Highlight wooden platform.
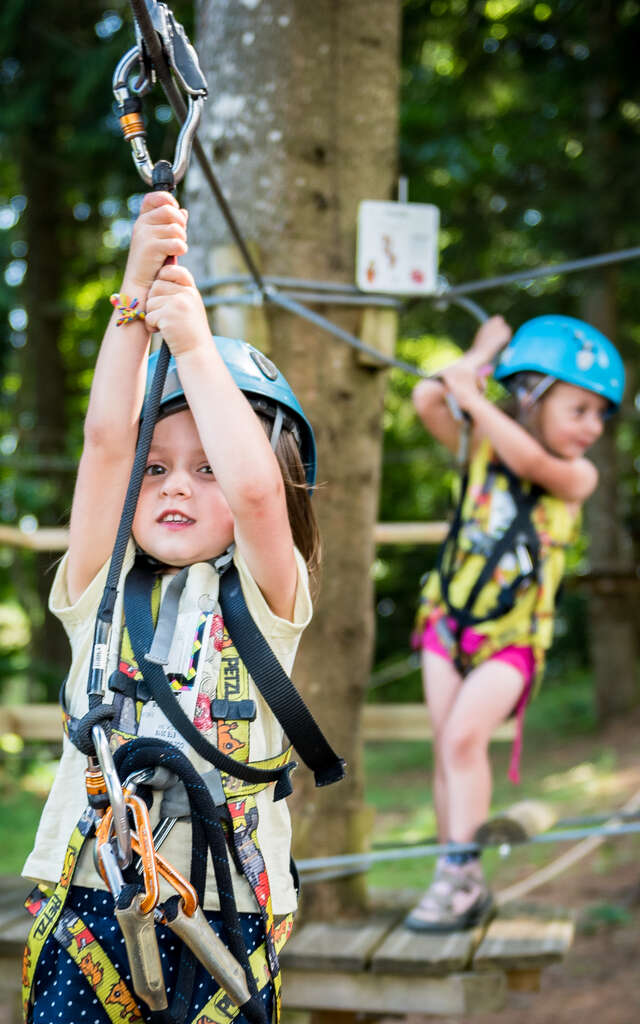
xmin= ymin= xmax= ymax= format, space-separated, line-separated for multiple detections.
xmin=0 ymin=877 xmax=573 ymax=1023
xmin=280 ymin=902 xmax=574 ymax=1019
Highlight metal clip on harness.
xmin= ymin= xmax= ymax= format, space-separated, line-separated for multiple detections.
xmin=95 ymin=771 xmax=250 ymax=1010
xmin=112 ymin=1 xmax=208 ymax=187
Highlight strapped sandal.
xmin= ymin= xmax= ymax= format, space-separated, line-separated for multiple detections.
xmin=404 ymin=859 xmax=494 ymax=933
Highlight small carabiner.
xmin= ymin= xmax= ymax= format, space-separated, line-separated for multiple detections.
xmin=112 ymin=1 xmax=208 ymax=188
xmin=91 ymin=724 xmax=132 ymax=869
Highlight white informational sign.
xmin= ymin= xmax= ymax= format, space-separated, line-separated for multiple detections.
xmin=356 ymin=200 xmax=440 ymax=295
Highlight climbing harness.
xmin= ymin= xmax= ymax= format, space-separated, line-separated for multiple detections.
xmin=23 ymin=5 xmax=344 ymax=1023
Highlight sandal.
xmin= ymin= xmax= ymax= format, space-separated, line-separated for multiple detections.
xmin=404 ymin=858 xmax=494 ymax=933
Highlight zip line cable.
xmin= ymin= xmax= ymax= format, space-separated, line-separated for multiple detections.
xmin=127 ymin=1 xmax=640 ymax=385
xmin=297 ymin=818 xmax=640 ymax=883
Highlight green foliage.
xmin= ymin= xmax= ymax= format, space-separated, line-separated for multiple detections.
xmin=577 ymin=901 xmax=633 ymax=934
xmin=371 ymin=0 xmax=640 ymax=685
xmin=0 ymin=0 xmax=192 ymax=697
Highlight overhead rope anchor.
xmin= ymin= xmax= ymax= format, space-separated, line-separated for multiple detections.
xmin=112 ymin=0 xmax=208 ymax=188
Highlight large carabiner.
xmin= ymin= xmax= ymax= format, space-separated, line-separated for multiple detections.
xmin=112 ymin=1 xmax=208 ymax=187
xmin=91 ymin=724 xmax=133 ymax=868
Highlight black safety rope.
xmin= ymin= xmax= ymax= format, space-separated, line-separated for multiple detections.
xmin=114 ymin=739 xmax=268 ymax=1024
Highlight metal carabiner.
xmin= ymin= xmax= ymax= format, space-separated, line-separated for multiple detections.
xmin=112 ymin=1 xmax=207 ymax=188
xmin=91 ymin=724 xmax=132 ymax=868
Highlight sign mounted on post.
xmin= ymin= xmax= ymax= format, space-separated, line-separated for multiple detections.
xmin=356 ymin=200 xmax=440 ymax=295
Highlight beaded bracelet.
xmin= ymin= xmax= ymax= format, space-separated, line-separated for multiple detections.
xmin=110 ymin=292 xmax=146 ymax=327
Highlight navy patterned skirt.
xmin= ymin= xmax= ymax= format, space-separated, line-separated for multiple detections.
xmin=30 ymin=885 xmax=273 ymax=1024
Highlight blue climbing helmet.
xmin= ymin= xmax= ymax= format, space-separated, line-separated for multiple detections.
xmin=494 ymin=315 xmax=625 ymax=410
xmin=144 ymin=336 xmax=317 ymax=487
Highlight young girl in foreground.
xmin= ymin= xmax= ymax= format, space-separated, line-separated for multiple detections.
xmin=405 ymin=314 xmax=625 ymax=932
xmin=23 ymin=191 xmax=322 ymax=1022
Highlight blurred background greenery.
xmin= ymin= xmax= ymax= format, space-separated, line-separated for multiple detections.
xmin=2 ymin=0 xmax=640 ymax=874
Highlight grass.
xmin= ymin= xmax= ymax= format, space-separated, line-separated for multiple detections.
xmin=363 ymin=669 xmax=640 ymax=894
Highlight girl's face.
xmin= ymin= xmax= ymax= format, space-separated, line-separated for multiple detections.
xmin=132 ymin=409 xmax=234 ymax=566
xmin=537 ymin=381 xmax=608 ymax=459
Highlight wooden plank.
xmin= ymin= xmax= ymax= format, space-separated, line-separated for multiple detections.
xmin=0 ymin=704 xmax=61 ymax=742
xmin=280 ymin=918 xmax=395 ymax=973
xmin=473 ymin=902 xmax=574 ymax=971
xmin=282 ymin=968 xmax=507 ymax=1015
xmin=370 ymin=920 xmax=486 ymax=976
xmin=362 ymin=703 xmax=516 ymax=743
xmin=374 ymin=522 xmax=448 ymax=545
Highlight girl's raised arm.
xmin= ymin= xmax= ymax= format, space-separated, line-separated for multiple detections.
xmin=145 ymin=265 xmax=298 ymax=621
xmin=67 ymin=193 xmax=188 ymax=603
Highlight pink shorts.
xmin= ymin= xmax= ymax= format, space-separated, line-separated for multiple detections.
xmin=417 ymin=617 xmax=535 ymax=687
xmin=416 ymin=616 xmax=535 ymax=784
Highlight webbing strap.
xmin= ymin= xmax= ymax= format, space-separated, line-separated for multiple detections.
xmin=194 ymin=915 xmax=292 ymax=1024
xmin=219 ymin=564 xmax=345 ymax=788
xmin=24 ymin=887 xmax=287 ymax=1024
xmin=438 ymin=466 xmax=541 ymax=632
xmin=22 ymin=808 xmax=95 ymax=1015
xmin=123 ymin=563 xmax=295 ymax=800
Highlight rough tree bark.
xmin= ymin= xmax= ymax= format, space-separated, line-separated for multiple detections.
xmin=187 ymin=0 xmax=400 ymax=916
xmin=581 ymin=278 xmax=639 ymax=720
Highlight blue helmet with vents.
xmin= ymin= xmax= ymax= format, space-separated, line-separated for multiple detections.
xmin=494 ymin=315 xmax=625 ymax=410
xmin=144 ymin=336 xmax=317 ymax=486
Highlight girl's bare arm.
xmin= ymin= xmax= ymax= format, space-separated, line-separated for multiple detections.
xmin=445 ymin=367 xmax=598 ymax=503
xmin=412 ymin=316 xmax=512 ymax=455
xmin=145 ymin=265 xmax=298 ymax=621
xmin=67 ymin=194 xmax=188 ymax=602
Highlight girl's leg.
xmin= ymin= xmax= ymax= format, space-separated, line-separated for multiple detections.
xmin=421 ymin=649 xmax=464 ymax=841
xmin=441 ymin=658 xmax=526 ymax=842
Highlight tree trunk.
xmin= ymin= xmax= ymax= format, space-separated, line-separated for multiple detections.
xmin=16 ymin=14 xmax=72 ymax=692
xmin=581 ymin=279 xmax=639 ymax=720
xmin=188 ymin=0 xmax=400 ymax=916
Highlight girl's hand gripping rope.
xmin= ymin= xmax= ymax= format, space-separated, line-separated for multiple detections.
xmin=111 ymin=192 xmax=188 ymax=322
xmin=144 ymin=263 xmax=211 ymax=356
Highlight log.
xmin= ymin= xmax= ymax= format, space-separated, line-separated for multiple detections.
xmin=474 ymin=800 xmax=558 ymax=846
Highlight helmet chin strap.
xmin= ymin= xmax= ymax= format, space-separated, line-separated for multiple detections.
xmin=516 ymin=374 xmax=555 ymax=410
xmin=270 ymin=405 xmax=284 ymax=452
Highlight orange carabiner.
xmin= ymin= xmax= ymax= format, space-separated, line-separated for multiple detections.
xmin=96 ymin=794 xmax=160 ymax=915
xmin=129 ymin=835 xmax=198 ymax=918
xmin=125 ymin=793 xmax=160 ymax=914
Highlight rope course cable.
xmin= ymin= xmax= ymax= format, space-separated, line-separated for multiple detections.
xmin=126 ymin=3 xmax=640 ymax=385
xmin=297 ymin=814 xmax=640 ymax=885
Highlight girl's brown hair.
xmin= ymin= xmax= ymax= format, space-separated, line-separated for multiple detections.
xmin=256 ymin=414 xmax=321 ymax=578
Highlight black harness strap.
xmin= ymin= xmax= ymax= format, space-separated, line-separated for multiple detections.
xmin=123 ymin=562 xmax=295 ymax=801
xmin=437 ymin=461 xmax=542 ymax=654
xmin=219 ymin=564 xmax=346 ymax=788
xmin=113 ymin=738 xmax=267 ymax=1024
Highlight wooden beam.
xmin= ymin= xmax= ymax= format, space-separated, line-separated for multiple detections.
xmin=0 ymin=521 xmax=449 ymax=552
xmin=0 ymin=524 xmax=69 ymax=552
xmin=282 ymin=968 xmax=507 ymax=1015
xmin=0 ymin=703 xmax=60 ymax=741
xmin=361 ymin=703 xmax=516 ymax=742
xmin=374 ymin=521 xmax=448 ymax=545
xmin=0 ymin=702 xmax=517 ymax=744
